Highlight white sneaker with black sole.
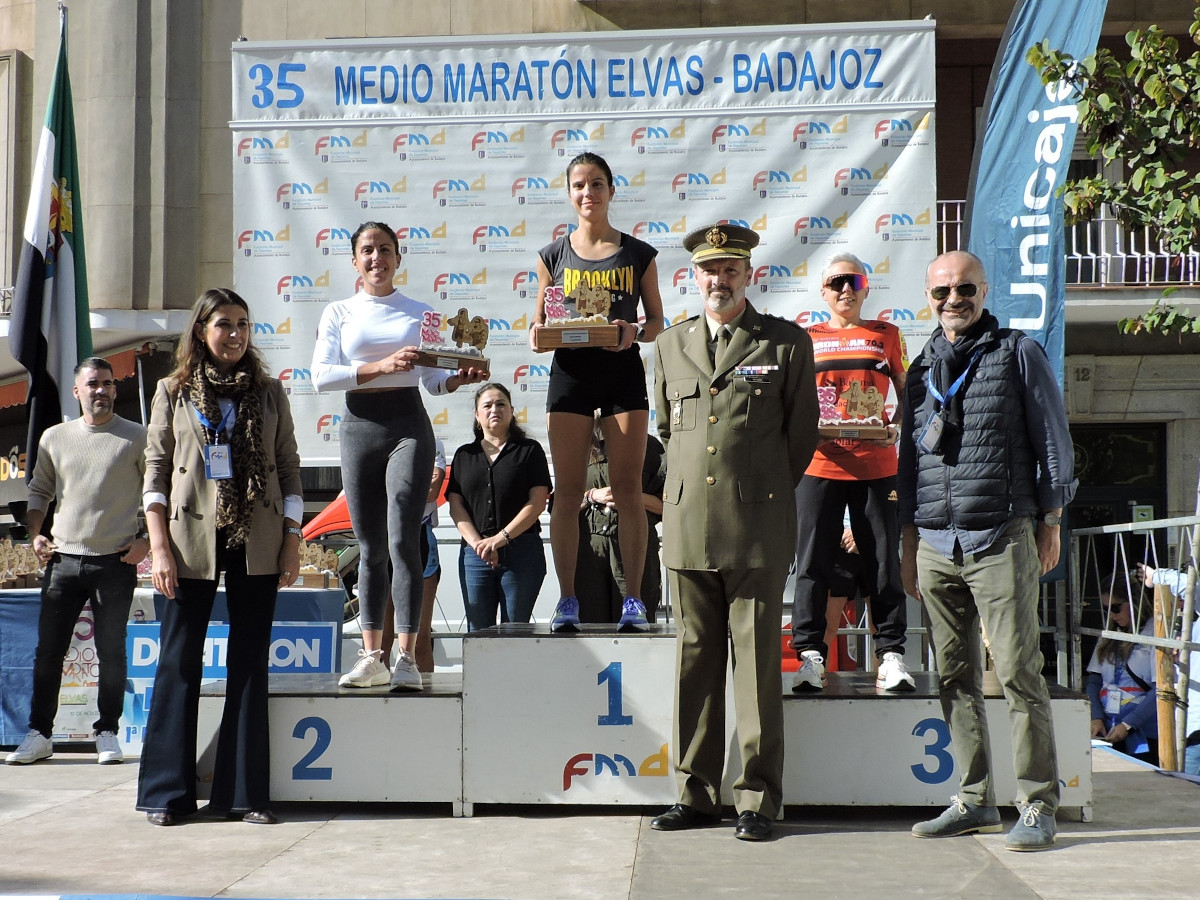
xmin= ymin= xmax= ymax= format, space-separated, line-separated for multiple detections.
xmin=792 ymin=651 xmax=826 ymax=692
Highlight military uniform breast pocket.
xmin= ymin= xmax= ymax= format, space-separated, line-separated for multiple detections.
xmin=730 ymin=374 xmax=783 ymax=429
xmin=666 ymin=377 xmax=701 ymax=432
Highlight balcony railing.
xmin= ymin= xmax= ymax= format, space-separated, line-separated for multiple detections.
xmin=938 ymin=200 xmax=1200 ymax=287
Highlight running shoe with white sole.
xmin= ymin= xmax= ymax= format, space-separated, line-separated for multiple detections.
xmin=338 ymin=649 xmax=390 ymax=688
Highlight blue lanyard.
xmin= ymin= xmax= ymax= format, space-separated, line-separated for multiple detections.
xmin=193 ymin=401 xmax=235 ymax=442
xmin=927 ymin=351 xmax=982 ymax=406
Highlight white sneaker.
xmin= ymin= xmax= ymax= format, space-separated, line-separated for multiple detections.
xmin=95 ymin=731 xmax=124 ymax=764
xmin=338 ymin=649 xmax=390 ymax=688
xmin=876 ymin=651 xmax=916 ymax=691
xmin=6 ymin=730 xmax=52 ymax=764
xmin=792 ymin=651 xmax=826 ymax=692
xmin=389 ymin=649 xmax=422 ymax=692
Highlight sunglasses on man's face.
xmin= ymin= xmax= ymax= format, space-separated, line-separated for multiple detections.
xmin=928 ymin=282 xmax=980 ymax=302
xmin=824 ymin=273 xmax=868 ymax=292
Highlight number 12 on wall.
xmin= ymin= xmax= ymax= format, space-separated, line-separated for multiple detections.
xmin=597 ymin=662 xmax=634 ymax=727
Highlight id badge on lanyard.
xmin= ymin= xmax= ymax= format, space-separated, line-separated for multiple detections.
xmin=195 ymin=402 xmax=235 ymax=480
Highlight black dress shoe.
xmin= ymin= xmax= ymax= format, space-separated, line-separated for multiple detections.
xmin=650 ymin=804 xmax=722 ymax=831
xmin=734 ymin=810 xmax=773 ymax=841
xmin=241 ymin=809 xmax=279 ymax=825
xmin=146 ymin=811 xmax=177 ymax=826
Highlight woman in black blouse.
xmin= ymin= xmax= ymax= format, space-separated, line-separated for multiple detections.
xmin=446 ymin=383 xmax=551 ymax=631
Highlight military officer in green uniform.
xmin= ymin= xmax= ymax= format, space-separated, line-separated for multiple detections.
xmin=650 ymin=223 xmax=818 ymax=841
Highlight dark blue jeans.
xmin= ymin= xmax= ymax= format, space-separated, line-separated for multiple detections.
xmin=458 ymin=531 xmax=546 ymax=631
xmin=136 ymin=537 xmax=278 ymax=815
xmin=29 ymin=552 xmax=136 ymax=737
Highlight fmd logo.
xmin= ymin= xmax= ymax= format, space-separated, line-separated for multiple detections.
xmin=432 ymin=175 xmax=487 ymax=208
xmin=470 ymin=126 xmax=526 ymax=159
xmin=874 ymin=113 xmax=931 ymax=148
xmin=609 ymin=169 xmax=649 ymax=207
xmin=631 ymin=216 xmax=687 ymax=247
xmin=392 ymin=128 xmax=447 ymax=161
xmin=235 ymin=225 xmax=291 ymax=258
xmin=670 ymin=167 xmax=727 ymax=201
xmin=562 ymin=744 xmax=670 ymax=790
xmin=317 ymin=413 xmax=342 ymax=441
xmin=236 ymin=132 xmax=291 ymax=165
xmin=752 ymin=168 xmax=808 ymax=200
xmin=751 ymin=261 xmax=810 ymax=296
xmin=354 ymin=178 xmax=408 ymax=210
xmin=793 ymin=211 xmax=850 ymax=246
xmin=252 ymin=317 xmax=293 ymax=350
xmin=510 ymin=175 xmax=562 ymax=207
xmin=513 ymin=363 xmax=551 ymax=394
xmin=710 ymin=118 xmax=767 ymax=153
xmin=433 ymin=268 xmax=488 ymax=302
xmin=549 ymin=124 xmax=604 ymax=156
xmin=314 ymin=226 xmax=352 ymax=257
xmin=834 ymin=163 xmax=890 ymax=197
xmin=278 ymin=365 xmax=316 ymax=395
xmin=790 ymin=115 xmax=849 ymax=150
xmin=671 ymin=267 xmax=694 ymax=295
xmin=313 ymin=130 xmax=368 ymax=163
xmin=795 ymin=309 xmax=833 ymax=326
xmin=276 ymin=270 xmax=331 ymax=304
xmin=471 ymin=220 xmax=527 ymax=254
xmin=276 ymin=178 xmax=329 ymax=210
xmin=874 ymin=208 xmax=932 ymax=243
xmin=394 ymin=221 xmax=448 ymax=257
xmin=551 ymin=222 xmax=578 ymax=240
xmin=629 ymin=121 xmax=686 ymax=155
xmin=512 ymin=270 xmax=537 ymax=299
xmin=485 ymin=312 xmax=530 ymax=347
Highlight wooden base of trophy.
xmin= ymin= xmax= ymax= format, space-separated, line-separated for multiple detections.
xmin=533 ymin=324 xmax=620 ymax=350
xmin=818 ymin=424 xmax=890 ymax=440
xmin=412 ymin=349 xmax=491 ymax=372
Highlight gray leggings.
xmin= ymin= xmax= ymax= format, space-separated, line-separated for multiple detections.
xmin=341 ymin=389 xmax=435 ymax=633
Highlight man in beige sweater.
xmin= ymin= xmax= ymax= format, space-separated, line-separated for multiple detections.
xmin=6 ymin=358 xmax=148 ymax=766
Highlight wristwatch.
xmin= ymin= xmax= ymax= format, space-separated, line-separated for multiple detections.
xmin=633 ymin=323 xmax=646 ymax=342
xmin=1040 ymin=512 xmax=1062 ymax=527
xmin=285 ymin=526 xmax=304 ymax=538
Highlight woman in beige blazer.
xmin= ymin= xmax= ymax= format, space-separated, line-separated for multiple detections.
xmin=136 ymin=288 xmax=303 ymax=826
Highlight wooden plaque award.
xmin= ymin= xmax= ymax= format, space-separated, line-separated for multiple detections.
xmin=533 ymin=284 xmax=621 ymax=350
xmin=816 ymin=381 xmax=891 ymax=440
xmin=413 ymin=307 xmax=491 ymax=372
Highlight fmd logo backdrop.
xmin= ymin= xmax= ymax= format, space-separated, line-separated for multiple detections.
xmin=231 ymin=22 xmax=936 ymax=465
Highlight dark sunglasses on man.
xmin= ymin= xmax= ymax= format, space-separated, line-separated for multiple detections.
xmin=823 ymin=273 xmax=868 ymax=292
xmin=928 ymin=282 xmax=981 ymax=302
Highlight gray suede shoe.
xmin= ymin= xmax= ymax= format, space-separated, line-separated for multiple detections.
xmin=1005 ymin=802 xmax=1056 ymax=851
xmin=912 ymin=796 xmax=1002 ymax=838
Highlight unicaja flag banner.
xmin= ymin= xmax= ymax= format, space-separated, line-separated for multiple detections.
xmin=964 ymin=0 xmax=1108 ymax=384
xmin=11 ymin=8 xmax=92 ymax=480
xmin=231 ymin=22 xmax=937 ymax=464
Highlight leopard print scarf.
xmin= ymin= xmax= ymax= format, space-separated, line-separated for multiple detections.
xmin=189 ymin=359 xmax=267 ymax=548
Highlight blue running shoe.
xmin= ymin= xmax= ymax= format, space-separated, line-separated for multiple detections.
xmin=618 ymin=597 xmax=649 ymax=632
xmin=550 ymin=596 xmax=580 ymax=632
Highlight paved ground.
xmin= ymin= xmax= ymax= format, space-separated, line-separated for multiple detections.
xmin=2 ymin=746 xmax=1199 ymax=899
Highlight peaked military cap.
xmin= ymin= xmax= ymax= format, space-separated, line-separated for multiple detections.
xmin=683 ymin=223 xmax=760 ymax=263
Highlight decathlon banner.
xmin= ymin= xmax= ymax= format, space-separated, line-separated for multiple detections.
xmin=231 ymin=22 xmax=937 ymax=464
xmin=964 ymin=0 xmax=1108 ymax=384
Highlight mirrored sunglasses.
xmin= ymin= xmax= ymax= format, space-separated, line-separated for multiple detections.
xmin=928 ymin=282 xmax=979 ymax=302
xmin=824 ymin=273 xmax=868 ymax=292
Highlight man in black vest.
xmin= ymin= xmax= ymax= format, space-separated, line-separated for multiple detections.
xmin=898 ymin=251 xmax=1076 ymax=852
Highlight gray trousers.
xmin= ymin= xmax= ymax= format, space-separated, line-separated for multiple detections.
xmin=918 ymin=517 xmax=1059 ymax=812
xmin=341 ymin=389 xmax=435 ymax=634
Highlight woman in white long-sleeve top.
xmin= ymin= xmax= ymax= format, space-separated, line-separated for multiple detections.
xmin=312 ymin=221 xmax=487 ymax=690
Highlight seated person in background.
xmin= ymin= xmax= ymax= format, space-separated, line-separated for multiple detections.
xmin=576 ymin=417 xmax=667 ymax=624
xmin=1086 ymin=580 xmax=1158 ymax=763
